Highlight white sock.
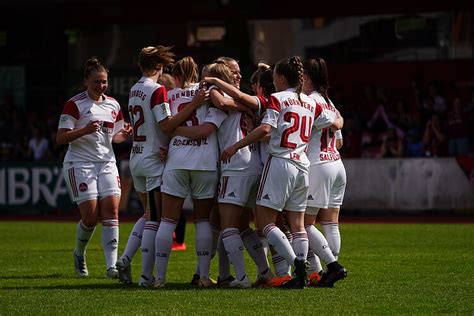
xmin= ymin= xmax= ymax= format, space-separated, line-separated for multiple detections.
xmin=307 ymin=250 xmax=323 ymax=274
xmin=255 ymin=229 xmax=269 ymax=257
xmin=121 ymin=217 xmax=146 ymax=261
xmin=75 ymin=220 xmax=95 ymax=257
xmin=195 ymin=220 xmax=212 ymax=279
xmin=222 ymin=228 xmax=247 ymax=280
xmin=155 ymin=217 xmax=177 ymax=281
xmin=141 ymin=221 xmax=159 ymax=280
xmin=102 ymin=219 xmax=119 ymax=269
xmin=263 ymin=224 xmax=296 ymax=267
xmin=217 ymin=232 xmax=231 ymax=280
xmin=291 ymin=231 xmax=309 ymax=261
xmin=241 ymin=228 xmax=270 ymax=275
xmin=305 ymin=225 xmax=336 ymax=265
xmin=322 ymin=221 xmax=341 ymax=260
xmin=271 ymin=250 xmax=290 ymax=277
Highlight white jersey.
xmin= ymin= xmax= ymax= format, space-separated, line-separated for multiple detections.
xmin=261 ymin=88 xmax=317 ymax=171
xmin=164 ymin=83 xmax=227 ymax=171
xmin=213 ymin=87 xmax=262 ymax=175
xmin=128 ymin=77 xmax=170 ymax=177
xmin=58 ymin=91 xmax=124 ymax=163
xmin=306 ymin=92 xmax=340 ymax=165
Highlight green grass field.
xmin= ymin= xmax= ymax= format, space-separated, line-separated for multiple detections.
xmin=0 ymin=221 xmax=472 ymax=315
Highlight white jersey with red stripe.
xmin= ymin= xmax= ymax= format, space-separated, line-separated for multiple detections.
xmin=164 ymin=83 xmax=226 ymax=171
xmin=306 ymin=91 xmax=341 ymax=165
xmin=58 ymin=91 xmax=124 ymax=163
xmin=213 ymin=87 xmax=262 ymax=176
xmin=261 ymin=88 xmax=318 ymax=171
xmin=128 ymin=77 xmax=170 ymax=177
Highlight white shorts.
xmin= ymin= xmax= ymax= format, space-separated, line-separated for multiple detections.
xmin=63 ymin=161 xmax=121 ymax=204
xmin=161 ymin=169 xmax=218 ymax=199
xmin=256 ymin=156 xmax=309 ymax=212
xmin=306 ymin=159 xmax=346 ymax=212
xmin=218 ymin=174 xmax=261 ymax=207
xmin=132 ymin=175 xmax=162 ymax=193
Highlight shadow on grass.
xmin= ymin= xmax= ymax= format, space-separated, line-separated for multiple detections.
xmin=0 ymin=282 xmax=231 ymax=291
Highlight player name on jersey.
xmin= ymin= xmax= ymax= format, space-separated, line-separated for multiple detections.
xmin=282 ymin=98 xmax=315 ymax=112
xmin=172 ymin=138 xmax=209 ymax=146
xmin=169 ymin=89 xmax=197 ymax=102
xmin=320 ymin=152 xmax=341 ymax=162
xmin=129 ymin=89 xmax=147 ymax=101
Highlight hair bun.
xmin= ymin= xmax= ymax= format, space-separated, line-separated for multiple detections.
xmin=85 ymin=57 xmax=100 ymax=67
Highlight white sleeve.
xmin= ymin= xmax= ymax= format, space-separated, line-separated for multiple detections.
xmin=152 ymin=102 xmax=171 ymax=123
xmin=261 ymin=109 xmax=279 ymax=129
xmin=314 ymin=108 xmax=337 ymax=130
xmin=204 ymin=107 xmax=227 ymax=129
xmin=58 ymin=114 xmax=76 ymax=129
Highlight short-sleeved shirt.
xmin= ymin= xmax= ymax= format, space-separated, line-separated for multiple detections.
xmin=260 ymin=88 xmax=318 ymax=171
xmin=128 ymin=77 xmax=170 ymax=177
xmin=164 ymin=83 xmax=227 ymax=171
xmin=306 ymin=91 xmax=340 ymax=165
xmin=58 ymin=91 xmax=124 ymax=163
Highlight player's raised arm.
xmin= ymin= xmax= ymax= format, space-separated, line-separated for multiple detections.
xmin=205 ymin=76 xmax=259 ymax=110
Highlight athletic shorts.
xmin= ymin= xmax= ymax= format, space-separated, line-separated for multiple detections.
xmin=256 ymin=156 xmax=309 ymax=212
xmin=218 ymin=174 xmax=261 ymax=207
xmin=161 ymin=169 xmax=218 ymax=199
xmin=306 ymin=159 xmax=346 ymax=213
xmin=63 ymin=161 xmax=121 ymax=204
xmin=132 ymin=174 xmax=162 ymax=193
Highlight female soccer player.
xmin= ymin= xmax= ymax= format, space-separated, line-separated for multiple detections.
xmin=57 ymin=57 xmax=132 ymax=278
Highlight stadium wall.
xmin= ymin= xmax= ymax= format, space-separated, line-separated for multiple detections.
xmin=0 ymin=159 xmax=473 ymax=215
xmin=343 ymin=158 xmax=474 ymax=212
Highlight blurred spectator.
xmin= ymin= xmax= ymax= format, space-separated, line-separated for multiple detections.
xmin=446 ymin=97 xmax=470 ymax=156
xmin=405 ymin=130 xmax=424 ymax=157
xmin=27 ymin=126 xmax=50 ymax=161
xmin=422 ymin=113 xmax=448 ymax=157
xmin=339 ymin=117 xmax=361 ymax=158
xmin=381 ymin=127 xmax=404 ymax=158
xmin=423 ymin=81 xmax=447 ymax=116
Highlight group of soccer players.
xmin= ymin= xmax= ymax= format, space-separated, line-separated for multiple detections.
xmin=58 ymin=45 xmax=347 ymax=289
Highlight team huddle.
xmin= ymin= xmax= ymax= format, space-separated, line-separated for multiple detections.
xmin=57 ymin=45 xmax=347 ymax=289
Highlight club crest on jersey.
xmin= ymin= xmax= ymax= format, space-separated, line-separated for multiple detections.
xmin=79 ymin=182 xmax=88 ymax=192
xmin=101 ymin=121 xmax=115 ymax=134
xmin=111 ymin=110 xmax=117 ymax=120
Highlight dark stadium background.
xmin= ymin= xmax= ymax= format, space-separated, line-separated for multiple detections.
xmin=0 ymin=0 xmax=472 ymax=219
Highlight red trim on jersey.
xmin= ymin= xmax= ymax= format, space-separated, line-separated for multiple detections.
xmin=62 ymin=100 xmax=80 ymax=120
xmin=267 ymin=95 xmax=281 ymax=112
xmin=314 ymin=102 xmax=323 ymax=118
xmin=115 ymin=110 xmax=124 ymax=122
xmin=105 ymin=95 xmax=117 ymax=101
xmin=150 ymin=86 xmax=168 ymax=109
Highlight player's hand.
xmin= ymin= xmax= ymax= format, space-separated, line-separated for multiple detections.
xmin=191 ymin=89 xmax=209 ymax=108
xmin=220 ymin=145 xmax=238 ymax=164
xmin=159 ymin=147 xmax=168 ymax=162
xmin=202 ymin=77 xmax=216 ymax=86
xmin=121 ymin=122 xmax=133 ymax=138
xmin=83 ymin=120 xmax=100 ymax=135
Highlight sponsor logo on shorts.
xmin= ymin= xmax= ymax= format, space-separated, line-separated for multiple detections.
xmin=262 ymin=194 xmax=270 ymax=200
xmin=308 ymin=194 xmax=314 ymax=200
xmin=79 ymin=182 xmax=88 ymax=192
xmin=227 ymin=192 xmax=236 ymax=197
